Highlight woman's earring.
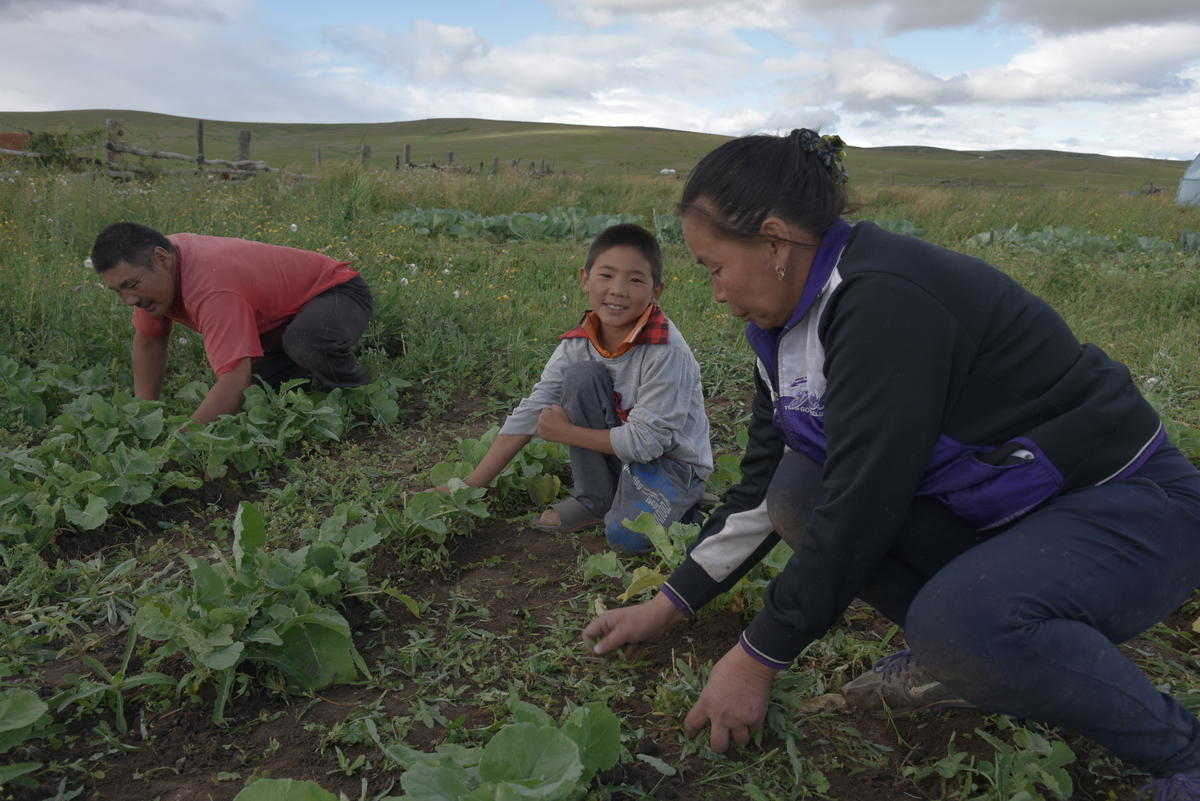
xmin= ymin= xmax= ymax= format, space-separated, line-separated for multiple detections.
xmin=776 ymin=262 xmax=787 ymax=281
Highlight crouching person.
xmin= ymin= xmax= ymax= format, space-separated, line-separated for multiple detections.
xmin=461 ymin=223 xmax=713 ymax=553
xmin=92 ymin=222 xmax=373 ymax=424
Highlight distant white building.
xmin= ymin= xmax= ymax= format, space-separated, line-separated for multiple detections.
xmin=660 ymin=168 xmax=677 ymax=175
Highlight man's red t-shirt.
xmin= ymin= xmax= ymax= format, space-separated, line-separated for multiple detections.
xmin=131 ymin=234 xmax=359 ymax=377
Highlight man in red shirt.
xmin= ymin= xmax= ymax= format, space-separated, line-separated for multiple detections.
xmin=91 ymin=222 xmax=372 ymax=424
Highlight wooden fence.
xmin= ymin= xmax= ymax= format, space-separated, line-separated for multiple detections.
xmin=1 ymin=117 xmax=561 ymax=179
xmin=0 ymin=119 xmax=308 ymax=180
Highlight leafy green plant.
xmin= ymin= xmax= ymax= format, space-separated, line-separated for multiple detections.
xmin=430 ymin=426 xmax=570 ymax=510
xmin=232 ymin=777 xmax=341 ymax=801
xmin=372 ymin=696 xmax=621 ymax=801
xmin=47 ymin=629 xmax=173 ymax=735
xmin=0 ymin=688 xmax=50 ymax=788
xmin=902 ymin=717 xmax=1074 ymax=801
xmin=134 ymin=502 xmax=374 ymax=723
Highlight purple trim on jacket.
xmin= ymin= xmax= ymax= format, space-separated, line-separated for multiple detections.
xmin=745 ymin=219 xmax=852 ymax=387
xmin=659 ymin=583 xmax=694 ymax=617
xmin=739 ymin=632 xmax=788 ymax=670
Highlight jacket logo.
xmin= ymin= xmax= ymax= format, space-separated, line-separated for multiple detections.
xmin=782 ymin=376 xmax=824 ymax=417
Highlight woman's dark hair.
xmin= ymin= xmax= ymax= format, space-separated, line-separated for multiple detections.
xmin=678 ymin=129 xmax=849 ymax=242
xmin=585 ymin=223 xmax=664 ymax=286
xmin=90 ymin=222 xmax=174 ymax=273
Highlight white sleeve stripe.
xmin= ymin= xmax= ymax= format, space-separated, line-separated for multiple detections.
xmin=689 ymin=500 xmax=775 ymax=582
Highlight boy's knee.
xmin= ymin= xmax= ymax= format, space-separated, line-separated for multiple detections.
xmin=605 ymin=521 xmax=652 ymax=555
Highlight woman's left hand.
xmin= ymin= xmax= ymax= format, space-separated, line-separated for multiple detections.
xmin=684 ymin=644 xmax=776 ymax=753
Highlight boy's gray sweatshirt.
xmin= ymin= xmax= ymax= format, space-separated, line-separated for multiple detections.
xmin=500 ymin=315 xmax=713 ymax=476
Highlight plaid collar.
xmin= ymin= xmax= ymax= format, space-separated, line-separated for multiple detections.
xmin=560 ymin=303 xmax=670 ymax=357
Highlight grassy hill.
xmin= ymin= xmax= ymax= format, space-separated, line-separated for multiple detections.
xmin=0 ymin=109 xmax=1189 ymax=192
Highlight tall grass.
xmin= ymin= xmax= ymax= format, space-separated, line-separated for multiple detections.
xmin=1 ymin=163 xmax=1197 ymax=449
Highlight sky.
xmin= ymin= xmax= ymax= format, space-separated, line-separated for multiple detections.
xmin=2 ymin=0 xmax=1199 ymax=160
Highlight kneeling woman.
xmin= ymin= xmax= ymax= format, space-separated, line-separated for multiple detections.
xmin=583 ymin=129 xmax=1200 ymax=797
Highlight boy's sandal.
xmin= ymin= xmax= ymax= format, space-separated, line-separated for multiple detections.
xmin=530 ymin=497 xmax=603 ymax=533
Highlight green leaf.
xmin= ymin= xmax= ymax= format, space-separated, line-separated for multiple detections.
xmin=477 ymin=723 xmax=582 ymax=797
xmin=343 ymin=521 xmax=382 ymax=554
xmin=618 ymin=566 xmax=667 ymax=602
xmin=247 ymin=616 xmax=359 ymax=691
xmin=131 ymin=407 xmax=164 ymax=440
xmin=0 ymin=761 xmax=41 ymax=785
xmin=63 ymin=495 xmax=108 ymax=530
xmin=400 ymin=758 xmax=474 ymax=801
xmin=232 ymin=778 xmax=339 ymax=801
xmin=561 ymin=703 xmax=620 ymax=775
xmin=0 ymin=690 xmax=48 ymax=754
xmin=509 ymin=699 xmax=553 ymax=728
xmin=525 ymin=473 xmax=561 ymax=506
xmin=233 ymin=502 xmax=267 ymax=570
xmin=201 ymin=642 xmax=245 ymax=671
xmin=581 ymin=552 xmax=624 ymax=580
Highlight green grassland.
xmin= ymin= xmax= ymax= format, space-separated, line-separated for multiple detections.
xmin=1 ymin=109 xmax=1191 ymax=191
xmin=1 ymin=131 xmax=1199 ymax=800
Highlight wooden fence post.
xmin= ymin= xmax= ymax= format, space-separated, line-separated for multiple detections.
xmin=360 ymin=144 xmax=370 ymax=166
xmin=395 ymin=154 xmax=401 ymax=170
xmin=403 ymin=144 xmax=411 ymax=166
xmin=447 ymin=151 xmax=454 ymax=167
xmin=196 ymin=119 xmax=205 ymax=174
xmin=105 ymin=118 xmax=123 ymax=173
xmin=237 ymin=130 xmax=251 ymax=161
xmin=315 ymin=144 xmax=321 ymax=166
xmin=492 ymin=156 xmax=498 ymax=173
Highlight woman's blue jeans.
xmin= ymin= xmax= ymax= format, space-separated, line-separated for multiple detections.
xmin=767 ymin=444 xmax=1200 ymax=775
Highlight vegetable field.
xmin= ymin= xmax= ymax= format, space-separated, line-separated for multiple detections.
xmin=1 ymin=161 xmax=1200 ymax=801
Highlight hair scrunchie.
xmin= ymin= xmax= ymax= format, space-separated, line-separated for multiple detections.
xmin=793 ymin=128 xmax=848 ymax=185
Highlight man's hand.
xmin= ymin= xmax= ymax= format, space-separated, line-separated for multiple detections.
xmin=683 ymin=644 xmax=777 ymax=753
xmin=582 ymin=592 xmax=685 ymax=657
xmin=537 ymin=404 xmax=575 ymax=444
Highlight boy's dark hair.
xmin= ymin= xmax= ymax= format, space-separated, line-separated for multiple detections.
xmin=584 ymin=223 xmax=664 ymax=286
xmin=91 ymin=222 xmax=174 ymax=273
xmin=677 ymin=129 xmax=849 ymax=243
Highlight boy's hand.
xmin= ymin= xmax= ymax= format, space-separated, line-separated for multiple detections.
xmin=537 ymin=404 xmax=575 ymax=443
xmin=582 ymin=592 xmax=684 ymax=657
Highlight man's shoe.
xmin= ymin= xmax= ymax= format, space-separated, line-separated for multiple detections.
xmin=841 ymin=649 xmax=977 ymax=713
xmin=1139 ymin=772 xmax=1200 ymax=801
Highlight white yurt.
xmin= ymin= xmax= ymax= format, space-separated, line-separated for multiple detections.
xmin=1177 ymin=152 xmax=1200 ymax=205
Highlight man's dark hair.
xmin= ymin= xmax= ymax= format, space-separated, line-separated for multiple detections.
xmin=677 ymin=129 xmax=849 ymax=243
xmin=584 ymin=223 xmax=664 ymax=286
xmin=90 ymin=222 xmax=174 ymax=273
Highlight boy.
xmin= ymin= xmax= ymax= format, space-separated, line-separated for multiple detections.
xmin=463 ymin=223 xmax=713 ymax=553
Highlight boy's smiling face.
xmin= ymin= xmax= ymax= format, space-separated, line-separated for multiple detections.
xmin=580 ymin=245 xmax=663 ymax=348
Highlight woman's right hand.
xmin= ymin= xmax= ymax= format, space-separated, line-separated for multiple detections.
xmin=582 ymin=592 xmax=686 ymax=656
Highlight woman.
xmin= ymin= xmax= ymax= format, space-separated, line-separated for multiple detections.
xmin=582 ymin=129 xmax=1200 ymax=797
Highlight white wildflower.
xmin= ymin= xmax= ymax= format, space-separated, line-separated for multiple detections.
xmin=442 ymin=268 xmax=451 ymax=275
xmin=289 ymin=223 xmax=298 ymax=232
xmin=177 ymin=336 xmax=188 ymax=346
xmin=83 ymin=257 xmax=93 ymax=270
xmin=400 ymin=277 xmax=409 ymax=286
xmin=408 ymin=263 xmax=418 ymax=273
xmin=453 ymin=289 xmax=461 ymax=299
